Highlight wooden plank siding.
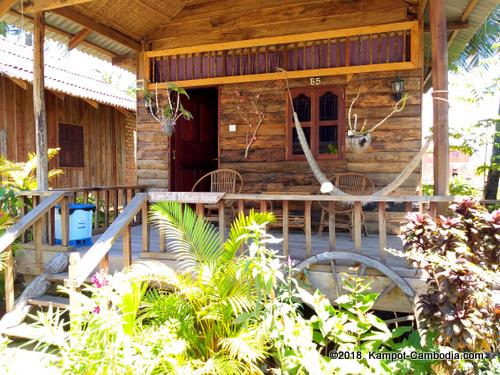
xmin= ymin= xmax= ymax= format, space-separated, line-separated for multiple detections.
xmin=218 ymin=70 xmax=422 ymax=195
xmin=0 ymin=75 xmax=136 ymax=188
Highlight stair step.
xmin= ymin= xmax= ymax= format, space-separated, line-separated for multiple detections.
xmin=46 ymin=272 xmax=92 ymax=284
xmin=0 ymin=323 xmax=63 ymax=344
xmin=28 ymin=295 xmax=69 ymax=309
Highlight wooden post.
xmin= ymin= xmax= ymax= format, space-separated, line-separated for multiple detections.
xmin=94 ymin=190 xmax=100 ymax=230
xmin=33 ymin=11 xmax=48 ymax=191
xmin=67 ymin=251 xmax=80 ymax=333
xmin=430 ymin=0 xmax=449 ymax=205
xmin=378 ymin=202 xmax=387 ymax=264
xmin=218 ymin=202 xmax=225 ymax=239
xmin=282 ymin=200 xmax=289 ymax=257
xmin=305 ymin=201 xmax=312 ymax=258
xmin=353 ymin=201 xmax=362 ymax=252
xmin=195 ymin=203 xmax=204 ymax=217
xmin=123 ymin=224 xmax=132 ymax=268
xmin=60 ymin=196 xmax=70 ymax=247
xmin=4 ymin=246 xmax=14 ymax=313
xmin=142 ymin=203 xmax=150 ymax=252
xmin=104 ymin=190 xmax=110 ymax=227
xmin=328 ymin=201 xmax=336 ymax=251
xmin=34 ymin=218 xmax=43 ymax=273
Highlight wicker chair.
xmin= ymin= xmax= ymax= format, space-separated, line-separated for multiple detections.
xmin=318 ymin=173 xmax=374 ymax=237
xmin=191 ymin=169 xmax=243 ymax=220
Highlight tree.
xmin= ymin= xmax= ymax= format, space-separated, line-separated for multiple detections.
xmin=451 ymin=6 xmax=500 ymax=199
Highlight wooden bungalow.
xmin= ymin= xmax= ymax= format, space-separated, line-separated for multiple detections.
xmin=0 ymin=35 xmax=136 ymax=188
xmin=0 ymin=0 xmax=498 ymax=336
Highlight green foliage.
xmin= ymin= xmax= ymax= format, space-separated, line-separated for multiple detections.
xmin=422 ymin=177 xmax=480 ymax=197
xmin=0 ymin=148 xmax=63 ymax=190
xmin=0 ymin=22 xmax=7 ymax=37
xmin=32 ymin=203 xmax=431 ymax=374
xmin=401 ymin=200 xmax=499 ymax=357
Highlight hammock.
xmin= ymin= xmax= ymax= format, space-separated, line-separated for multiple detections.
xmin=292 ymin=111 xmax=430 ymax=197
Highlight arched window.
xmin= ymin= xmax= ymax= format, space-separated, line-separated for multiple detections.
xmin=287 ymin=87 xmax=344 ymax=160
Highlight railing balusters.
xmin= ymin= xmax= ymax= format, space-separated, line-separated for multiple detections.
xmin=34 ymin=217 xmax=43 ymax=273
xmin=61 ymin=196 xmax=70 ymax=247
xmin=142 ymin=203 xmax=150 ymax=253
xmin=4 ymin=246 xmax=14 ymax=312
xmin=282 ymin=200 xmax=289 ymax=257
xmin=94 ymin=190 xmax=101 ymax=231
xmin=104 ymin=189 xmax=110 ymax=228
xmin=123 ymin=224 xmax=132 ymax=268
xmin=353 ymin=201 xmax=362 ymax=252
xmin=113 ymin=189 xmax=119 ymax=221
xmin=328 ymin=201 xmax=336 ymax=251
xmin=218 ymin=201 xmax=225 ymax=239
xmin=378 ymin=202 xmax=387 ymax=264
xmin=305 ymin=201 xmax=312 ymax=258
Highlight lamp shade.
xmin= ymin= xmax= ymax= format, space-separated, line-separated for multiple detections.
xmin=391 ymin=75 xmax=404 ymax=101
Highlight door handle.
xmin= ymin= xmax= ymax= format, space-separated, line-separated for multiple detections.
xmin=172 ymin=150 xmax=176 ymax=160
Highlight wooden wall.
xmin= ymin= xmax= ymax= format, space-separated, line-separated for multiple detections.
xmin=0 ymin=75 xmax=136 ymax=188
xmin=149 ymin=0 xmax=413 ymax=49
xmin=136 ymin=69 xmax=422 ymax=195
xmin=219 ymin=70 xmax=422 ymax=194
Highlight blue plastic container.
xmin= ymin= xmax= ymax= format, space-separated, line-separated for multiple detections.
xmin=55 ymin=203 xmax=96 ymax=247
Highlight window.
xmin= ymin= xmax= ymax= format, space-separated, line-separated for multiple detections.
xmin=287 ymin=86 xmax=344 ymax=160
xmin=58 ymin=123 xmax=84 ymax=168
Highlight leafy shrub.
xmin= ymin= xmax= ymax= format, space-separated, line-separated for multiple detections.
xmin=31 ymin=203 xmax=427 ymax=374
xmin=401 ymin=199 xmax=499 ymax=354
xmin=422 ymin=177 xmax=479 ymax=197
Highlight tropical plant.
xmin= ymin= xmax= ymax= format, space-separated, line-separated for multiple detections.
xmin=143 ymin=83 xmax=193 ymax=136
xmin=400 ymin=199 xmax=499 ymax=372
xmin=422 ymin=177 xmax=480 ymax=197
xmin=0 ymin=148 xmax=63 ymax=190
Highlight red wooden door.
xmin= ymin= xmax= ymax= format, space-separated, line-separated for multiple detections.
xmin=171 ymin=88 xmax=218 ymax=192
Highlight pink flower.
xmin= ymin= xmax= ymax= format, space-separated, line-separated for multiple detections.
xmin=93 ymin=305 xmax=100 ymax=315
xmin=91 ymin=271 xmax=109 ymax=289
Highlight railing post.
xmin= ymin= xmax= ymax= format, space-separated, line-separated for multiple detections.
xmin=195 ymin=203 xmax=204 ymax=218
xmin=142 ymin=203 xmax=150 ymax=252
xmin=282 ymin=200 xmax=289 ymax=257
xmin=123 ymin=224 xmax=132 ymax=268
xmin=378 ymin=202 xmax=387 ymax=264
xmin=328 ymin=201 xmax=336 ymax=251
xmin=305 ymin=200 xmax=312 ymax=258
xmin=113 ymin=189 xmax=119 ymax=221
xmin=104 ymin=189 xmax=110 ymax=228
xmin=218 ymin=201 xmax=225 ymax=240
xmin=34 ymin=217 xmax=43 ymax=273
xmin=99 ymin=252 xmax=109 ymax=273
xmin=260 ymin=200 xmax=266 ymax=212
xmin=122 ymin=188 xmax=128 ymax=212
xmin=94 ymin=190 xmax=100 ymax=231
xmin=67 ymin=251 xmax=80 ymax=333
xmin=60 ymin=196 xmax=70 ymax=247
xmin=353 ymin=201 xmax=362 ymax=252
xmin=4 ymin=246 xmax=14 ymax=312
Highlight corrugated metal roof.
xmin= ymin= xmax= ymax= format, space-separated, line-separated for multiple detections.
xmin=422 ymin=0 xmax=497 ymax=69
xmin=0 ymin=36 xmax=136 ymax=111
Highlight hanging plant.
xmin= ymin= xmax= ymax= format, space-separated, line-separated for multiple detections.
xmin=346 ymin=91 xmax=407 ymax=153
xmin=143 ymin=83 xmax=193 ymax=136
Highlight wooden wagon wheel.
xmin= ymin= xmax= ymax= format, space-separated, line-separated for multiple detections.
xmin=294 ymin=251 xmax=416 ymax=325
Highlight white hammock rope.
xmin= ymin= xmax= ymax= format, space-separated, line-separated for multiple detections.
xmin=283 ymin=71 xmax=430 ymax=197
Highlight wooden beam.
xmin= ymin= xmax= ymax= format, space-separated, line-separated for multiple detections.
xmin=50 ymin=90 xmax=65 ymax=101
xmin=148 ymin=61 xmax=417 ymax=89
xmin=33 ymin=11 xmax=49 ymax=191
xmin=68 ymin=27 xmax=91 ymax=50
xmin=0 ymin=0 xmax=17 ymax=17
xmin=417 ymin=0 xmax=429 ymax=21
xmin=8 ymin=9 xmax=117 ymax=58
xmin=8 ymin=76 xmax=28 ymax=90
xmin=424 ymin=20 xmax=469 ymax=32
xmin=83 ymin=98 xmax=98 ymax=108
xmin=429 ymin=0 xmax=449 ymax=199
xmin=24 ymin=0 xmax=93 ymax=13
xmin=146 ymin=21 xmax=418 ymax=58
xmin=53 ymin=7 xmax=141 ymax=51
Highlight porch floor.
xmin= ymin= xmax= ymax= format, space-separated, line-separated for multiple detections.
xmin=87 ymin=225 xmax=413 ymax=276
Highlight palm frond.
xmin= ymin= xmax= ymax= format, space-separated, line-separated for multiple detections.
xmin=218 ymin=327 xmax=267 ymax=373
xmin=222 ymin=210 xmax=276 ymax=264
xmin=453 ymin=6 xmax=500 ymax=71
xmin=150 ymin=202 xmax=222 ymax=272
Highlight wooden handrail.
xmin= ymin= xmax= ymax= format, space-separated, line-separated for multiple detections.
xmin=73 ymin=193 xmax=148 ymax=287
xmin=0 ymin=191 xmax=65 ymax=254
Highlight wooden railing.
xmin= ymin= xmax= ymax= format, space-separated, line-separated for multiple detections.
xmin=144 ymin=20 xmax=421 ymax=88
xmin=69 ymin=193 xmax=149 ymax=288
xmin=0 ymin=191 xmax=70 ymax=312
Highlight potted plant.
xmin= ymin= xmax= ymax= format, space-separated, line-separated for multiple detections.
xmin=346 ymin=91 xmax=407 ymax=153
xmin=143 ymin=83 xmax=193 ymax=136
